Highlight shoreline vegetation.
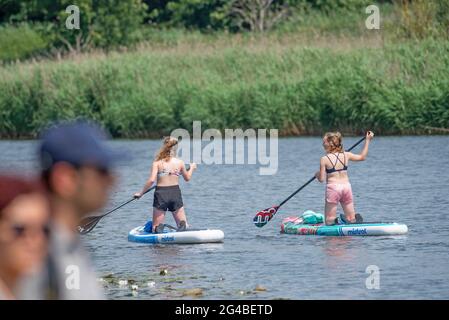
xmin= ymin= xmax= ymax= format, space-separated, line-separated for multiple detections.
xmin=1 ymin=1 xmax=448 ymax=138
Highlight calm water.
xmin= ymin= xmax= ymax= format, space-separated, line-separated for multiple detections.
xmin=1 ymin=136 xmax=449 ymax=299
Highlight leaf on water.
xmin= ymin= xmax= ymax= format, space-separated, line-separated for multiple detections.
xmin=182 ymin=288 xmax=203 ymax=297
xmin=254 ymin=285 xmax=267 ymax=292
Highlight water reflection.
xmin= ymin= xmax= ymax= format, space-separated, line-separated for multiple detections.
xmin=316 ymin=237 xmax=359 ymax=274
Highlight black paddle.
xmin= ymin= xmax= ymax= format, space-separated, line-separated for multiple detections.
xmin=77 ymin=185 xmax=156 ymax=234
xmin=253 ymin=136 xmax=367 ymax=228
xmin=78 ymin=164 xmax=192 ymax=234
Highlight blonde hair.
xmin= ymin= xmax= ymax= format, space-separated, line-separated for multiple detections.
xmin=324 ymin=132 xmax=343 ymax=153
xmin=155 ymin=137 xmax=178 ymax=161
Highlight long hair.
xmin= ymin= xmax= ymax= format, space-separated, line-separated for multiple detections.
xmin=155 ymin=137 xmax=178 ymax=161
xmin=323 ymin=132 xmax=344 ymax=153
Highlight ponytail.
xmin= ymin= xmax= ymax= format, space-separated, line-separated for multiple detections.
xmin=155 ymin=137 xmax=178 ymax=161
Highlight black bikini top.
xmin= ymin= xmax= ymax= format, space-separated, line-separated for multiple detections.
xmin=325 ymin=152 xmax=348 ymax=174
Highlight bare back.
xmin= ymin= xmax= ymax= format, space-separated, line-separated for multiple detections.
xmin=155 ymin=158 xmax=184 ymax=187
xmin=323 ymin=152 xmax=350 ymax=184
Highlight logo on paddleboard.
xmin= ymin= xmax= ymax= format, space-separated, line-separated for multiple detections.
xmin=347 ymin=228 xmax=368 ymax=235
xmin=161 ymin=236 xmax=175 ymax=242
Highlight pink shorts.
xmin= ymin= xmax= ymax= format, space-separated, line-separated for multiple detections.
xmin=326 ymin=183 xmax=353 ymax=205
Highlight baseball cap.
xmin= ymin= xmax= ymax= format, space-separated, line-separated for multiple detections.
xmin=39 ymin=120 xmax=122 ymax=172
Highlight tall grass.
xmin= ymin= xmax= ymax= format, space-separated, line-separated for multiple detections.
xmin=0 ymin=34 xmax=448 ymax=138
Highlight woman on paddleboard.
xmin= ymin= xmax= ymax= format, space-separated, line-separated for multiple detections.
xmin=134 ymin=137 xmax=196 ymax=233
xmin=315 ymin=131 xmax=374 ymax=225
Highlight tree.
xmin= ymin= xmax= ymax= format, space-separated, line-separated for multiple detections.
xmin=55 ymin=0 xmax=147 ymax=53
xmin=229 ymin=0 xmax=290 ymax=32
xmin=0 ymin=0 xmax=148 ymax=54
xmin=145 ymin=0 xmax=228 ymax=30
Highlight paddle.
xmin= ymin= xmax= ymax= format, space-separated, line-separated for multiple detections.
xmin=78 ymin=163 xmax=192 ymax=234
xmin=253 ymin=136 xmax=367 ymax=228
xmin=77 ymin=185 xmax=156 ymax=234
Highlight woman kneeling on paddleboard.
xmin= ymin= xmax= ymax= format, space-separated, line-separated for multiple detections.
xmin=134 ymin=137 xmax=196 ymax=233
xmin=315 ymin=131 xmax=374 ymax=225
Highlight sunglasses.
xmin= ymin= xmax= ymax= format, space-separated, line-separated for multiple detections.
xmin=11 ymin=223 xmax=51 ymax=239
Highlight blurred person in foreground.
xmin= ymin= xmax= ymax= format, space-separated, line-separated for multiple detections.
xmin=24 ymin=120 xmax=118 ymax=299
xmin=0 ymin=176 xmax=50 ymax=299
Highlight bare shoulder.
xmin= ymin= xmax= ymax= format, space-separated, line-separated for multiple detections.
xmin=345 ymin=152 xmax=358 ymax=161
xmin=152 ymin=160 xmax=160 ymax=168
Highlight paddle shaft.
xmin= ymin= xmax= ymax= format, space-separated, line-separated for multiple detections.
xmin=77 ymin=184 xmax=157 ymax=235
xmin=100 ymin=185 xmax=155 ymax=219
xmin=278 ymin=136 xmax=366 ymax=208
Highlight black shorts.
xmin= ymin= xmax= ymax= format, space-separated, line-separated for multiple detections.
xmin=153 ymin=185 xmax=184 ymax=212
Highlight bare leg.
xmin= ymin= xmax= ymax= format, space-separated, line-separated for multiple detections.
xmin=152 ymin=207 xmax=166 ymax=232
xmin=325 ymin=202 xmax=338 ymax=225
xmin=341 ymin=202 xmax=356 ymax=223
xmin=172 ymin=206 xmax=188 ymax=228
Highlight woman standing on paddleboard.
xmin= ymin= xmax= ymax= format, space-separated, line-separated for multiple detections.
xmin=134 ymin=137 xmax=196 ymax=233
xmin=315 ymin=131 xmax=374 ymax=225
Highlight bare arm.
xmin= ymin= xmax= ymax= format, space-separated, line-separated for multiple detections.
xmin=347 ymin=131 xmax=374 ymax=162
xmin=134 ymin=162 xmax=158 ymax=198
xmin=315 ymin=157 xmax=327 ymax=183
xmin=181 ymin=161 xmax=196 ymax=182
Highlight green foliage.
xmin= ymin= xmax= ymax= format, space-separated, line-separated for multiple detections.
xmin=144 ymin=0 xmax=372 ymax=31
xmin=51 ymin=0 xmax=148 ymax=51
xmin=391 ymin=0 xmax=449 ymax=39
xmin=144 ymin=0 xmax=229 ymax=29
xmin=0 ymin=38 xmax=448 ymax=138
xmin=276 ymin=4 xmax=365 ymax=35
xmin=2 ymin=0 xmax=448 ymax=61
xmin=0 ymin=1 xmax=448 ymax=138
xmin=0 ymin=0 xmax=57 ymax=23
xmin=305 ymin=0 xmax=373 ymax=12
xmin=0 ymin=23 xmax=48 ymax=61
xmin=0 ymin=0 xmax=148 ymax=54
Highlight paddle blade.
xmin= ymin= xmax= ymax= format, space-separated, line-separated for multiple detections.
xmin=78 ymin=215 xmax=103 ymax=234
xmin=253 ymin=206 xmax=279 ymax=228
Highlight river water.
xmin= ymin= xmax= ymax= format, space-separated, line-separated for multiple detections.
xmin=1 ymin=136 xmax=448 ymax=299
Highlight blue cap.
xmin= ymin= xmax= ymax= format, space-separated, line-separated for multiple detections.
xmin=39 ymin=120 xmax=120 ymax=171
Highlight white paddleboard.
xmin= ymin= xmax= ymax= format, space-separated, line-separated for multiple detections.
xmin=128 ymin=226 xmax=225 ymax=244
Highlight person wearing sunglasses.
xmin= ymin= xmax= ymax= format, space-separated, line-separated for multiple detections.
xmin=0 ymin=176 xmax=50 ymax=300
xmin=23 ymin=120 xmax=119 ymax=300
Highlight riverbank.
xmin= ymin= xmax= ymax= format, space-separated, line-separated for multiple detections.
xmin=1 ymin=34 xmax=448 ymax=138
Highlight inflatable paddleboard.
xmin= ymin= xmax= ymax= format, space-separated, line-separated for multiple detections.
xmin=128 ymin=225 xmax=225 ymax=244
xmin=281 ymin=219 xmax=408 ymax=236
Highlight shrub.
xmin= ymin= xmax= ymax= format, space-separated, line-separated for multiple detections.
xmin=0 ymin=24 xmax=48 ymax=62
